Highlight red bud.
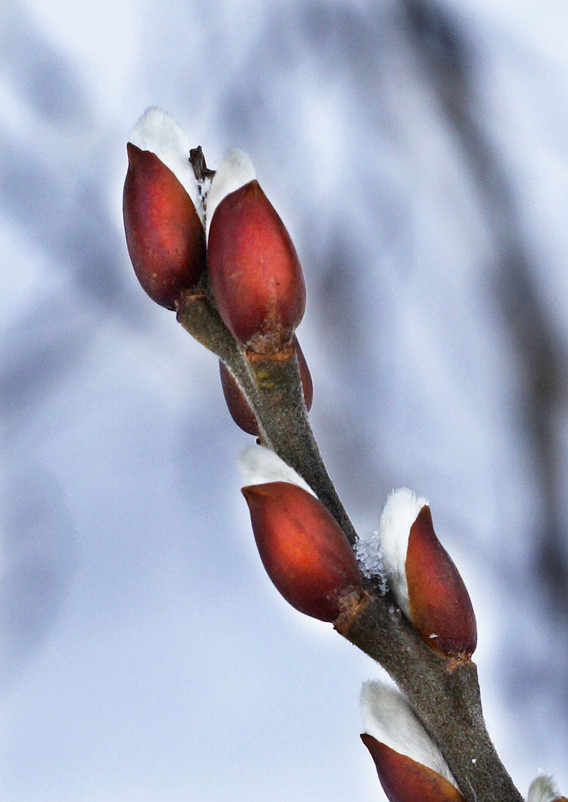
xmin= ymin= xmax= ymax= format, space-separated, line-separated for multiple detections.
xmin=241 ymin=481 xmax=361 ymax=621
xmin=361 ymin=735 xmax=465 ymax=802
xmin=123 ymin=143 xmax=206 ymax=309
xmin=406 ymin=506 xmax=477 ymax=658
xmin=219 ymin=338 xmax=313 ymax=435
xmin=208 ymin=180 xmax=306 ymax=354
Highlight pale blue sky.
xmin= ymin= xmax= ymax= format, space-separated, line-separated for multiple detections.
xmin=2 ymin=1 xmax=568 ymax=799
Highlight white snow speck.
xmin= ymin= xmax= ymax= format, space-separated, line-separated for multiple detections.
xmin=355 ymin=529 xmax=386 ymax=589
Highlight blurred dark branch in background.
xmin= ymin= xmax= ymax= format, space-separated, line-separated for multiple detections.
xmin=0 ymin=8 xmax=142 ymax=679
xmin=400 ymin=0 xmax=568 ymax=706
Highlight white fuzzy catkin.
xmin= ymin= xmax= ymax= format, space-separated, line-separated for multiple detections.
xmin=378 ymin=487 xmax=429 ymax=619
xmin=206 ymin=149 xmax=256 ymax=239
xmin=528 ymin=775 xmax=564 ymax=802
xmin=361 ymin=680 xmax=458 ymax=787
xmin=238 ymin=444 xmax=315 ymax=496
xmin=129 ymin=107 xmax=202 ymax=218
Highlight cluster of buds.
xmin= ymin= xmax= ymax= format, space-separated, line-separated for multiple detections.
xmin=123 ymin=108 xmax=306 ymax=346
xmin=124 ymin=109 xmax=564 ymax=802
xmin=357 ymin=488 xmax=477 ymax=659
xmin=123 ymin=108 xmax=311 ymax=435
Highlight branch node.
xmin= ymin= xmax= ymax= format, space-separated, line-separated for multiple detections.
xmin=334 ymin=589 xmax=372 ymax=635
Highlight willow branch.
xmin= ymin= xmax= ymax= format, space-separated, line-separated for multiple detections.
xmin=176 ymin=289 xmax=356 ymax=544
xmin=176 ymin=287 xmax=523 ymax=802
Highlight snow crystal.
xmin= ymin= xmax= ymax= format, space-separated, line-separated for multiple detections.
xmin=355 ymin=529 xmax=387 ymax=591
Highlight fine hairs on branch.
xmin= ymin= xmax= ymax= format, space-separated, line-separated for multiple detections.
xmin=122 ymin=107 xmax=565 ymax=802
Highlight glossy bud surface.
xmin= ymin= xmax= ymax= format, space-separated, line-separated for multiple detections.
xmin=361 ymin=735 xmax=465 ymax=802
xmin=406 ymin=506 xmax=477 ymax=657
xmin=242 ymin=481 xmax=361 ymax=621
xmin=123 ymin=143 xmax=206 ymax=309
xmin=208 ymin=180 xmax=306 ymax=353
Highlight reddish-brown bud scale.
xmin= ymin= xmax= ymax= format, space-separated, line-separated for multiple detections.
xmin=406 ymin=506 xmax=477 ymax=658
xmin=207 ymin=180 xmax=306 ymax=354
xmin=123 ymin=143 xmax=206 ymax=309
xmin=241 ymin=481 xmax=361 ymax=621
xmin=360 ymin=735 xmax=465 ymax=802
xmin=219 ymin=338 xmax=313 ymax=435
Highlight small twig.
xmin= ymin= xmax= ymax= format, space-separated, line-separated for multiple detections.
xmin=189 ymin=146 xmax=216 ymax=181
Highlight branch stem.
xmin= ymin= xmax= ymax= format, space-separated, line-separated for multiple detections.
xmin=175 ymin=289 xmax=523 ymax=802
xmin=176 ymin=290 xmax=357 ymax=544
xmin=245 ymin=352 xmax=358 ymax=544
xmin=341 ymin=592 xmax=523 ymax=802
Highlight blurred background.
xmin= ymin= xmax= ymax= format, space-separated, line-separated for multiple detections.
xmin=1 ymin=0 xmax=567 ymax=799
